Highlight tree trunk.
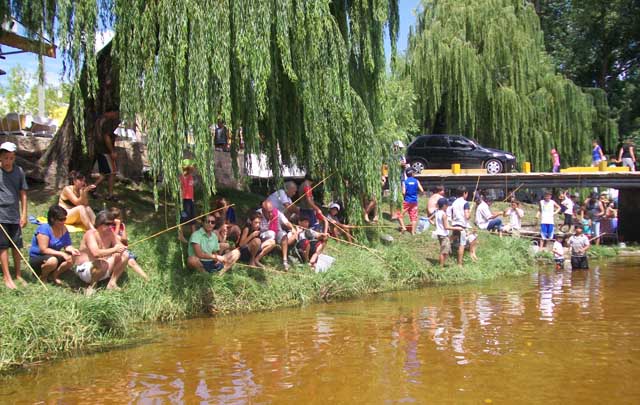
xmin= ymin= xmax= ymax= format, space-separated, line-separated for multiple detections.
xmin=37 ymin=41 xmax=119 ymax=190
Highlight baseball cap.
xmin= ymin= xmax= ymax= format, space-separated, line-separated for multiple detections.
xmin=393 ymin=140 xmax=405 ymax=148
xmin=405 ymin=167 xmax=415 ymax=176
xmin=329 ymin=203 xmax=340 ymax=211
xmin=0 ymin=142 xmax=17 ymax=152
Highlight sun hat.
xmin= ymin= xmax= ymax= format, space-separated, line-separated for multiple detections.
xmin=0 ymin=142 xmax=17 ymax=152
xmin=329 ymin=203 xmax=340 ymax=211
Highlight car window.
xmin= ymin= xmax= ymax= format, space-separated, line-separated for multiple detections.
xmin=449 ymin=137 xmax=473 ymax=148
xmin=411 ymin=137 xmax=427 ymax=148
xmin=424 ymin=136 xmax=449 ymax=147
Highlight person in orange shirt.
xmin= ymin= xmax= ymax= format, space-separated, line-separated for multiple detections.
xmin=178 ymin=160 xmax=197 ymax=242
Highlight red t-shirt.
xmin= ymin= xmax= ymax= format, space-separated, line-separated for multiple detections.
xmin=180 ymin=174 xmax=194 ymax=200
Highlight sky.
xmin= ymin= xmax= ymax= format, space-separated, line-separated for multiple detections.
xmin=0 ymin=0 xmax=420 ymax=88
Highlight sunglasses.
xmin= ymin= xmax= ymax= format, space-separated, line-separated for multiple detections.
xmin=206 ymin=220 xmax=216 ymax=224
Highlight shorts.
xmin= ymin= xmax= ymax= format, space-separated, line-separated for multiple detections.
xmin=571 ymin=255 xmax=589 ymax=270
xmin=180 ymin=199 xmax=196 ymax=223
xmin=74 ymin=261 xmax=111 ymax=284
xmin=29 ymin=254 xmax=62 ymax=272
xmin=438 ymin=236 xmax=451 ymax=255
xmin=96 ymin=153 xmax=115 ymax=175
xmin=451 ymin=229 xmax=467 ymax=248
xmin=564 ymin=214 xmax=573 ymax=226
xmin=201 ymin=260 xmax=224 ymax=273
xmin=126 ymin=249 xmax=137 ymax=260
xmin=261 ymin=230 xmax=291 ymax=244
xmin=540 ymin=223 xmax=554 ymax=239
xmin=592 ymin=221 xmax=601 ymax=238
xmin=0 ymin=223 xmax=23 ymax=250
xmin=402 ymin=201 xmax=419 ymax=222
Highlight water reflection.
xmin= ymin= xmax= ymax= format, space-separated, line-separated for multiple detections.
xmin=5 ymin=260 xmax=640 ymax=403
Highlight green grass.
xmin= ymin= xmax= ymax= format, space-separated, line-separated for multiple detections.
xmin=1 ymin=183 xmax=540 ymax=372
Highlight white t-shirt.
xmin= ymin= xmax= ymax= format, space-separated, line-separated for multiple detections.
xmin=553 ymin=241 xmax=564 ymax=259
xmin=505 ymin=207 xmax=524 ymax=230
xmin=540 ymin=200 xmax=556 ymax=225
xmin=450 ymin=197 xmax=469 ymax=228
xmin=475 ymin=201 xmax=492 ymax=230
xmin=561 ymin=198 xmax=574 ymax=216
xmin=267 ymin=190 xmax=292 ymax=213
xmin=435 ymin=210 xmax=448 ymax=236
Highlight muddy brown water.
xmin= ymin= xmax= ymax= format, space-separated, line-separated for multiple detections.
xmin=3 ymin=259 xmax=640 ymax=404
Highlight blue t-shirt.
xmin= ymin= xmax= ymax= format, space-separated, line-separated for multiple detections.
xmin=29 ymin=224 xmax=72 ymax=257
xmin=592 ymin=145 xmax=603 ymax=162
xmin=404 ymin=177 xmax=420 ymax=203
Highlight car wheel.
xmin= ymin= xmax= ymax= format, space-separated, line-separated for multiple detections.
xmin=410 ymin=159 xmax=427 ymax=173
xmin=485 ymin=159 xmax=503 ymax=174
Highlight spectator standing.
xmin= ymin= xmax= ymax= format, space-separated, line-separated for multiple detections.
xmin=434 ymin=198 xmax=462 ymax=267
xmin=550 ymin=148 xmax=561 ymax=172
xmin=584 ymin=192 xmax=605 ymax=245
xmin=397 ymin=168 xmax=424 ymax=235
xmin=178 ymin=160 xmax=196 ymax=243
xmin=94 ymin=111 xmax=119 ymax=201
xmin=0 ymin=142 xmax=28 ymax=289
xmin=591 ymin=139 xmax=605 ymax=167
xmin=427 ymin=186 xmax=445 ymax=217
xmin=536 ymin=191 xmax=561 ymax=240
xmin=560 ymin=192 xmax=576 ymax=232
xmin=450 ymin=186 xmax=474 ymax=265
xmin=568 ymin=224 xmax=590 ymax=270
xmin=618 ymin=139 xmax=636 ymax=171
xmin=214 ymin=118 xmax=229 ymax=151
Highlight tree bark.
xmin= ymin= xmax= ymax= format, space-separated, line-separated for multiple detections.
xmin=37 ymin=41 xmax=119 ymax=190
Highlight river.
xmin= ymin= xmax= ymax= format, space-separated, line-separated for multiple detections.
xmin=2 ymin=258 xmax=640 ymax=404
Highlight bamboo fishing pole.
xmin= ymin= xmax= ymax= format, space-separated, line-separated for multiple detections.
xmin=502 ymin=183 xmax=525 ymax=202
xmin=129 ymin=204 xmax=235 ymax=248
xmin=0 ymin=223 xmax=48 ymax=290
xmin=296 ymin=223 xmax=387 ymax=262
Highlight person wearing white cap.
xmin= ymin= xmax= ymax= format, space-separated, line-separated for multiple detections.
xmin=0 ymin=142 xmax=29 ymax=289
xmin=326 ymin=202 xmax=353 ymax=243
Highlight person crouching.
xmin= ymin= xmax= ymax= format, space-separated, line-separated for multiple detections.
xmin=74 ymin=211 xmax=128 ymax=294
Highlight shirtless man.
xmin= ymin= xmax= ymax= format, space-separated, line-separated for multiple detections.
xmin=74 ymin=211 xmax=128 ymax=293
xmin=427 ymin=186 xmax=445 ymax=217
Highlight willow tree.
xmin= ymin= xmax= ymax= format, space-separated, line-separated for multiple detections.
xmin=2 ymin=0 xmax=398 ymax=220
xmin=406 ymin=0 xmax=617 ymax=169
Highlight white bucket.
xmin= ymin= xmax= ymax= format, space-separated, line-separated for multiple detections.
xmin=315 ymin=254 xmax=335 ymax=273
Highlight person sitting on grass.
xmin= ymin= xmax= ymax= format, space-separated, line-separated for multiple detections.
xmin=434 ymin=198 xmax=463 ymax=267
xmin=213 ymin=197 xmax=241 ymax=243
xmin=58 ymin=171 xmax=97 ymax=230
xmin=109 ymin=207 xmax=149 ymax=281
xmin=296 ymin=215 xmax=329 ymax=269
xmin=28 ymin=205 xmax=80 ymax=285
xmin=238 ymin=212 xmax=277 ymax=268
xmin=74 ymin=211 xmax=128 ymax=293
xmin=398 ymin=168 xmax=424 ymax=235
xmin=552 ymin=234 xmax=565 ymax=270
xmin=327 ymin=203 xmax=353 ymax=243
xmin=503 ymin=199 xmax=524 ymax=234
xmin=475 ymin=194 xmax=503 ymax=235
xmin=258 ymin=200 xmax=297 ymax=271
xmin=187 ymin=213 xmax=240 ymax=275
xmin=568 ymin=224 xmax=590 ymax=270
xmin=267 ymin=181 xmax=299 ymax=220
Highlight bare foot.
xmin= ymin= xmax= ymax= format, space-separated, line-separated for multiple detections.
xmin=15 ymin=276 xmax=27 ymax=287
xmin=53 ymin=278 xmax=64 ymax=286
xmin=4 ymin=278 xmax=17 ymax=290
xmin=372 ymin=216 xmax=379 ymax=223
xmin=85 ymin=287 xmax=96 ymax=296
xmin=253 ymin=261 xmax=265 ymax=269
xmin=106 ymin=283 xmax=121 ymax=291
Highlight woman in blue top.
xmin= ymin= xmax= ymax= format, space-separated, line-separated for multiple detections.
xmin=29 ymin=205 xmax=80 ymax=285
xmin=591 ymin=139 xmax=605 ymax=167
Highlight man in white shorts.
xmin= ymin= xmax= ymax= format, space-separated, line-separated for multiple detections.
xmin=74 ymin=211 xmax=128 ymax=293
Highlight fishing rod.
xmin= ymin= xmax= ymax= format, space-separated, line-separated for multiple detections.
xmin=129 ymin=204 xmax=235 ymax=248
xmin=0 ymin=224 xmax=47 ymax=290
xmin=296 ymin=223 xmax=387 ymax=262
xmin=502 ymin=183 xmax=525 ymax=202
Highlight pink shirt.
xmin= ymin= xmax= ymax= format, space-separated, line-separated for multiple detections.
xmin=552 ymin=151 xmax=560 ymax=166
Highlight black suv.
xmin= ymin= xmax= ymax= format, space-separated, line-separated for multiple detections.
xmin=406 ymin=134 xmax=516 ymax=174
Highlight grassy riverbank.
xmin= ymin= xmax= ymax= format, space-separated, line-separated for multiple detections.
xmin=0 ymin=184 xmax=543 ymax=372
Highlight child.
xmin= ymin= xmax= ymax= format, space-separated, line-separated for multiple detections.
xmin=178 ymin=160 xmax=197 ymax=242
xmin=504 ymin=200 xmax=524 ymax=234
xmin=0 ymin=142 xmax=28 ymax=289
xmin=552 ymin=234 xmax=565 ymax=270
xmin=568 ymin=224 xmax=590 ymax=270
xmin=536 ymin=191 xmax=561 ymax=241
xmin=296 ymin=215 xmax=329 ymax=269
xmin=434 ymin=198 xmax=463 ymax=267
xmin=560 ymin=192 xmax=576 ymax=232
xmin=109 ymin=207 xmax=149 ymax=281
xmin=326 ymin=203 xmax=353 ymax=243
